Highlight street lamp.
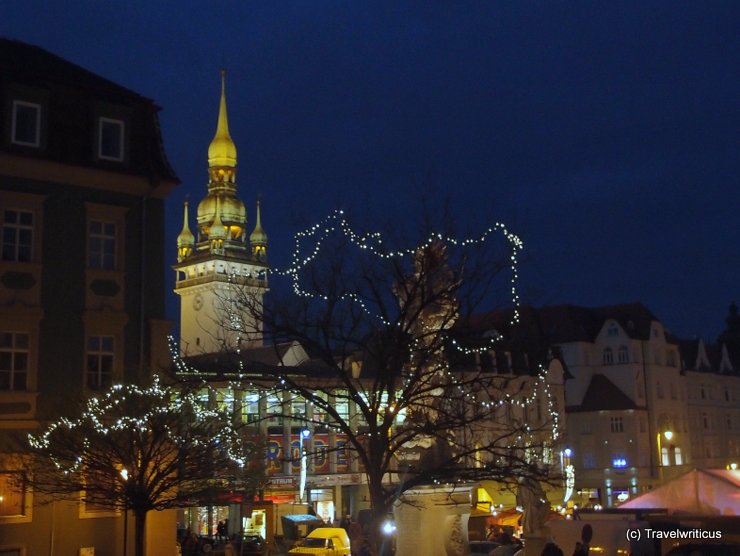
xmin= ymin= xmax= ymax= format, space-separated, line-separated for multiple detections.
xmin=120 ymin=468 xmax=129 ymax=556
xmin=656 ymin=431 xmax=673 ymax=483
xmin=299 ymin=429 xmax=311 ymax=503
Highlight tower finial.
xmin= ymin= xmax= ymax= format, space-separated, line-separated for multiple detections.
xmin=208 ymin=70 xmax=237 ymax=168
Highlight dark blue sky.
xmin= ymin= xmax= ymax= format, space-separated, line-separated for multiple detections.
xmin=2 ymin=2 xmax=738 ymax=340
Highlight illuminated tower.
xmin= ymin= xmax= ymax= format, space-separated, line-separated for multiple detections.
xmin=174 ymin=72 xmax=269 ymax=354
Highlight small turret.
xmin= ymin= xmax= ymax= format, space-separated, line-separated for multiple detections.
xmin=250 ymin=198 xmax=268 ymax=260
xmin=209 ymin=196 xmax=227 ymax=255
xmin=176 ymin=198 xmax=195 ymax=262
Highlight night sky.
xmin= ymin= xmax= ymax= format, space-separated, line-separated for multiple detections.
xmin=2 ymin=2 xmax=738 ymax=341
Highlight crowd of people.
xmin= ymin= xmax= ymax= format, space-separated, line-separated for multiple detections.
xmin=485 ymin=524 xmax=586 ymax=556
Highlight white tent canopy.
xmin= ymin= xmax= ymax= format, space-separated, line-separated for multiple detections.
xmin=620 ymin=469 xmax=740 ymax=516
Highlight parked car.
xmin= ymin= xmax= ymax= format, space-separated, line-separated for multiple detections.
xmin=288 ymin=527 xmax=351 ymax=556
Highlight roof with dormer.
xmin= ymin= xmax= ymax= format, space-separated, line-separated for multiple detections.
xmin=0 ymin=38 xmax=179 ymax=184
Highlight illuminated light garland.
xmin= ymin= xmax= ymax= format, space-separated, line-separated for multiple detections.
xmin=170 ymin=211 xmax=564 ymax=469
xmin=29 ymin=375 xmax=251 ymax=473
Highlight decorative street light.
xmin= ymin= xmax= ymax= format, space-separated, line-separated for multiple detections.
xmin=120 ymin=468 xmax=129 ymax=556
xmin=299 ymin=429 xmax=311 ymax=503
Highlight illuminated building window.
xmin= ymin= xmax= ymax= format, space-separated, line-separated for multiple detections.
xmin=98 ymin=117 xmax=125 ymax=161
xmin=1 ymin=210 xmax=33 ymax=262
xmin=335 ymin=390 xmax=350 ymax=421
xmin=11 ymin=100 xmax=40 ymax=147
xmin=88 ymin=220 xmax=116 ymax=270
xmin=0 ymin=470 xmax=28 ymax=518
xmin=86 ymin=335 xmax=114 ymax=390
xmin=674 ymin=447 xmax=683 ymax=465
xmin=610 ymin=417 xmax=624 ymax=433
xmin=242 ymin=390 xmax=261 ymax=424
xmin=0 ymin=332 xmax=29 ymax=391
xmin=266 ymin=392 xmax=283 ymax=424
xmin=290 ymin=395 xmax=306 ymax=420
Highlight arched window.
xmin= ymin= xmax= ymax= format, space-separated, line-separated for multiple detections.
xmin=603 ymin=347 xmax=614 ymax=365
xmin=618 ymin=346 xmax=629 ymax=363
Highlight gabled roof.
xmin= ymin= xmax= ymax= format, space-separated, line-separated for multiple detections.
xmin=567 ymin=374 xmax=637 ymax=412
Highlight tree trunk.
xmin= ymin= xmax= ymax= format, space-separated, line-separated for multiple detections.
xmin=134 ymin=509 xmax=147 ymax=556
xmin=367 ymin=477 xmax=394 ymax=556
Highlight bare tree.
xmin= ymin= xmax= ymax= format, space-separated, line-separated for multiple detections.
xmin=27 ymin=376 xmax=262 ymax=556
xmin=180 ymin=213 xmax=563 ymax=552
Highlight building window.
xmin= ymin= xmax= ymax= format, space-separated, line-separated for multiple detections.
xmin=98 ymin=117 xmax=124 ymax=161
xmin=1 ymin=210 xmax=33 ymax=262
xmin=618 ymin=346 xmax=629 ymax=364
xmin=0 ymin=333 xmax=29 ymax=391
xmin=657 ymin=381 xmax=664 ymax=399
xmin=335 ymin=390 xmax=350 ymax=422
xmin=242 ymin=390 xmax=260 ymax=424
xmin=0 ymin=470 xmax=28 ymax=518
xmin=610 ymin=417 xmax=624 ymax=433
xmin=661 ymin=446 xmax=670 ymax=466
xmin=88 ymin=220 xmax=116 ymax=269
xmin=215 ymin=388 xmax=235 ymax=415
xmin=86 ymin=335 xmax=114 ymax=390
xmin=666 ymin=350 xmax=677 ymax=367
xmin=583 ymin=453 xmax=596 ymax=469
xmin=266 ymin=392 xmax=282 ymax=424
xmin=702 ymin=412 xmax=709 ymax=430
xmin=290 ymin=396 xmax=306 ymax=421
xmin=670 ymin=383 xmax=677 ymax=400
xmin=11 ymin=100 xmax=40 ymax=147
xmin=607 ymin=323 xmax=619 ymax=336
xmin=674 ymin=447 xmax=683 ymax=465
xmin=603 ymin=347 xmax=614 ymax=365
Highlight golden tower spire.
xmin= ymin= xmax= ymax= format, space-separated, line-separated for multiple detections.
xmin=207 ymin=69 xmax=237 ymax=169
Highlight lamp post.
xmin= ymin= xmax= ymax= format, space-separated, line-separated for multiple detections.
xmin=120 ymin=468 xmax=129 ymax=556
xmin=656 ymin=431 xmax=673 ymax=483
xmin=299 ymin=428 xmax=311 ymax=503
